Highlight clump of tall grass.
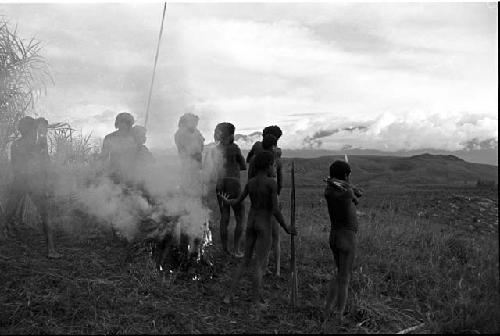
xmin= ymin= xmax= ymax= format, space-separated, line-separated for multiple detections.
xmin=0 ymin=19 xmax=52 ymax=162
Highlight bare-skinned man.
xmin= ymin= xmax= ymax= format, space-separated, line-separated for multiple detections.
xmin=212 ymin=122 xmax=247 ymax=256
xmin=2 ymin=116 xmax=61 ymax=258
xmin=219 ymin=151 xmax=296 ymax=309
xmin=101 ymin=112 xmax=137 ymax=186
xmin=247 ymin=134 xmax=283 ymax=276
xmin=323 ymin=160 xmax=363 ymax=323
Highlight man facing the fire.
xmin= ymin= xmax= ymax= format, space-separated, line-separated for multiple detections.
xmin=101 ymin=112 xmax=138 ymax=186
xmin=210 ymin=122 xmax=247 ymax=256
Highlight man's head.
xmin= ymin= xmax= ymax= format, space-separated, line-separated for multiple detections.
xmin=214 ymin=122 xmax=235 ymax=145
xmin=330 ymin=160 xmax=351 ymax=181
xmin=178 ymin=113 xmax=199 ymax=132
xmin=35 ymin=117 xmax=49 ymax=137
xmin=254 ymin=151 xmax=275 ymax=175
xmin=17 ymin=116 xmax=36 ymax=137
xmin=263 ymin=125 xmax=282 ymax=140
xmin=132 ymin=125 xmax=147 ymax=145
xmin=262 ymin=134 xmax=278 ymax=151
xmin=115 ymin=112 xmax=134 ymax=131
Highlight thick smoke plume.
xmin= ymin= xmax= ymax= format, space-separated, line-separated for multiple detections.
xmin=51 ymin=151 xmax=216 ymax=244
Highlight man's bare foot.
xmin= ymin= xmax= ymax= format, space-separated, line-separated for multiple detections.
xmin=47 ymin=250 xmax=62 ymax=259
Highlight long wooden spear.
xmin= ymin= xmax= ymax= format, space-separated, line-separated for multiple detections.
xmin=144 ymin=2 xmax=167 ymax=128
xmin=290 ymin=160 xmax=298 ymax=308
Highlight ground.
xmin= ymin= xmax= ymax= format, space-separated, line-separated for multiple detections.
xmin=0 ymin=182 xmax=498 ymax=334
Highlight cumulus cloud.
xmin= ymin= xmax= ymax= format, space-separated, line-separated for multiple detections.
xmin=0 ymin=2 xmax=497 ymax=152
xmin=291 ymin=112 xmax=498 ymax=152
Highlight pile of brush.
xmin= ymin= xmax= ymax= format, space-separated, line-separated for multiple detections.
xmin=131 ymin=213 xmax=215 ymax=281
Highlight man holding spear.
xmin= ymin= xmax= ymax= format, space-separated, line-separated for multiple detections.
xmin=219 ymin=151 xmax=296 ymax=308
xmin=323 ymin=159 xmax=363 ymax=323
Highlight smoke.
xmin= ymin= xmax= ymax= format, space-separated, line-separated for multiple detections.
xmin=50 ymin=149 xmax=217 ymax=243
xmin=77 ymin=177 xmax=150 ymax=241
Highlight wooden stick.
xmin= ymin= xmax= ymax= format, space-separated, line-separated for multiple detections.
xmin=144 ymin=2 xmax=167 ymax=128
xmin=290 ymin=161 xmax=298 ymax=308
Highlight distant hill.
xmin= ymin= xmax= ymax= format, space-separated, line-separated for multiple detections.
xmin=281 ymin=146 xmax=498 ymax=166
xmin=151 ymin=140 xmax=498 ymax=166
xmin=280 ymin=153 xmax=498 ymax=188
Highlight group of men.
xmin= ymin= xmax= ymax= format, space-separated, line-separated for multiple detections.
xmin=1 ymin=111 xmax=363 ymax=322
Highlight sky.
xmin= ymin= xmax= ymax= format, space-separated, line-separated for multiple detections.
xmin=0 ymin=2 xmax=498 ymax=151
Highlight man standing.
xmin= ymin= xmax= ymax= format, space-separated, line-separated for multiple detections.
xmin=212 ymin=122 xmax=246 ymax=256
xmin=101 ymin=112 xmax=138 ymax=186
xmin=174 ymin=113 xmax=205 ymax=168
xmin=174 ymin=112 xmax=205 ymax=199
xmin=246 ymin=126 xmax=284 ymax=275
xmin=246 ymin=126 xmax=283 ymax=195
xmin=2 ymin=116 xmax=60 ymax=258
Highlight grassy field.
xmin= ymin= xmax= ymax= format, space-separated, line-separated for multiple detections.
xmin=0 ymin=157 xmax=499 ymax=334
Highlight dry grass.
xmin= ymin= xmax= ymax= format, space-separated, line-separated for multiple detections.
xmin=1 ymin=184 xmax=498 ymax=334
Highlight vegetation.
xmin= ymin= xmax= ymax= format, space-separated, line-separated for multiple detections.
xmin=0 ymin=19 xmax=52 ymax=161
xmin=0 ymin=17 xmax=497 ymax=336
xmin=0 ymin=155 xmax=498 ymax=334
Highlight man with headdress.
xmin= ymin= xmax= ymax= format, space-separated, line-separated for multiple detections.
xmin=1 ymin=116 xmax=61 ymax=258
xmin=101 ymin=112 xmax=138 ymax=186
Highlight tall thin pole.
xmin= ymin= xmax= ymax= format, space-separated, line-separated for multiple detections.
xmin=290 ymin=160 xmax=298 ymax=308
xmin=144 ymin=2 xmax=167 ymax=128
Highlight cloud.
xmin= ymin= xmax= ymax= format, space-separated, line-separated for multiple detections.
xmin=302 ymin=126 xmax=368 ymax=149
xmin=290 ymin=112 xmax=498 ymax=152
xmin=0 ymin=3 xmax=497 ymax=153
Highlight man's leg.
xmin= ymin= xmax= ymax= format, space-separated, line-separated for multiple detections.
xmin=335 ymin=231 xmax=356 ymax=320
xmin=216 ymin=191 xmax=231 ymax=254
xmin=252 ymin=222 xmax=273 ymax=306
xmin=271 ymin=219 xmax=280 ymax=275
xmin=232 ymin=201 xmax=245 ymax=256
xmin=324 ymin=250 xmax=340 ymax=319
xmin=2 ymin=185 xmax=25 ymax=237
xmin=324 ymin=230 xmax=341 ymax=319
xmin=223 ymin=223 xmax=256 ymax=304
xmin=32 ymin=191 xmax=61 ymax=259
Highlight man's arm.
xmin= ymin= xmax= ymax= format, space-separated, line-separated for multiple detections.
xmin=101 ymin=136 xmax=111 ymax=162
xmin=236 ymin=147 xmax=246 ymax=171
xmin=276 ymin=159 xmax=283 ymax=196
xmin=174 ymin=131 xmax=186 ymax=155
xmin=246 ymin=144 xmax=256 ymax=163
xmin=219 ymin=183 xmax=249 ymax=206
xmin=271 ymin=180 xmax=295 ymax=235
